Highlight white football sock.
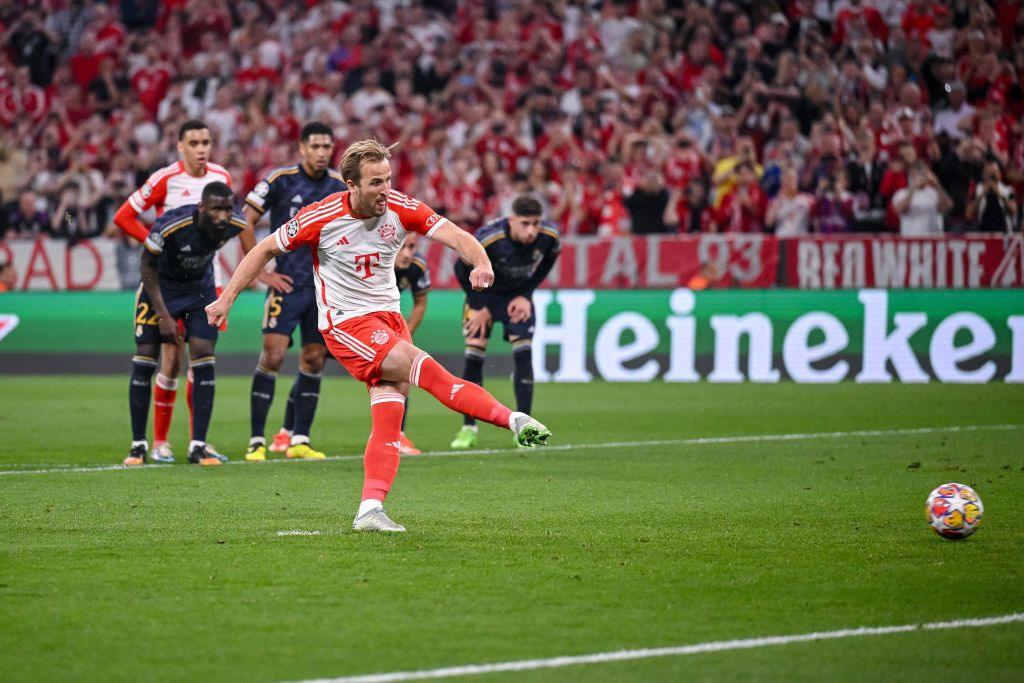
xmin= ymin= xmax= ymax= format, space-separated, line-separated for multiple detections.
xmin=357 ymin=499 xmax=383 ymax=517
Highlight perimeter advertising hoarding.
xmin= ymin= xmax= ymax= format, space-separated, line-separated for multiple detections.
xmin=5 ymin=234 xmax=1019 ymax=291
xmin=0 ymin=289 xmax=1020 ymax=383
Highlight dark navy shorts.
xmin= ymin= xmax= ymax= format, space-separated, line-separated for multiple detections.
xmin=463 ymin=290 xmax=535 ymax=342
xmin=262 ymin=286 xmax=323 ymax=347
xmin=134 ymin=284 xmax=219 ymax=344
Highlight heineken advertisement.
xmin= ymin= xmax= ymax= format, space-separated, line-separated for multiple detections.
xmin=0 ymin=289 xmax=1021 ymax=383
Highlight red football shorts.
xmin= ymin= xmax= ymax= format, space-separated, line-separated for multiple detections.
xmin=323 ymin=311 xmax=411 ymax=386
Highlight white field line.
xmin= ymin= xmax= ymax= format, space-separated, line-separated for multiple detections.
xmin=291 ymin=612 xmax=1024 ymax=683
xmin=1 ymin=423 xmax=1021 ymax=478
xmin=276 ymin=530 xmax=321 ymax=537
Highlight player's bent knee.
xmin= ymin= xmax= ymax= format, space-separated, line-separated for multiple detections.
xmin=136 ymin=343 xmax=160 ymax=359
xmin=299 ymin=344 xmax=327 ymax=374
xmin=160 ymin=344 xmax=183 ymax=376
xmin=189 ymin=339 xmax=216 ymax=361
xmin=380 ymin=340 xmax=421 ymax=382
xmin=259 ymin=349 xmax=286 ymax=372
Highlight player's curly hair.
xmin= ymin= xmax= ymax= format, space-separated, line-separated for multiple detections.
xmin=340 ymin=139 xmax=397 ymax=184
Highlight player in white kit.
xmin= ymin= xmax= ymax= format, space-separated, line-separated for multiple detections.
xmin=206 ymin=140 xmax=550 ymax=532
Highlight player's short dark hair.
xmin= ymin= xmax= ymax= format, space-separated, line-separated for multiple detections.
xmin=511 ymin=195 xmax=543 ymax=217
xmin=300 ymin=121 xmax=334 ymax=142
xmin=201 ymin=181 xmax=233 ymax=202
xmin=178 ymin=119 xmax=209 ymax=140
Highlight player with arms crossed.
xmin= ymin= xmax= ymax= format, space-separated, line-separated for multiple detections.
xmin=206 ymin=140 xmax=551 ymax=532
xmin=125 ymin=182 xmax=245 ymax=467
xmin=450 ymin=195 xmax=561 ymax=449
xmin=241 ymin=122 xmax=346 ymax=462
xmin=114 ymin=119 xmax=233 ymax=463
xmin=392 ymin=231 xmax=431 ymax=455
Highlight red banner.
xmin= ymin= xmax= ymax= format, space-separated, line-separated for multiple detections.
xmin=784 ymin=235 xmax=1024 ymax=289
xmin=2 ymin=234 xmax=1020 ymax=291
xmin=418 ymin=234 xmax=779 ymax=290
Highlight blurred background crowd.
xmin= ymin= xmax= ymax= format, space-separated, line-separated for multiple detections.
xmin=0 ymin=0 xmax=1021 ymax=246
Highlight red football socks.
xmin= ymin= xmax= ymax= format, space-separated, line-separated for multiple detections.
xmin=152 ymin=374 xmax=177 ymax=444
xmin=409 ymin=352 xmax=512 ymax=429
xmin=186 ymin=376 xmax=194 ymax=439
xmin=362 ymin=392 xmax=405 ymax=502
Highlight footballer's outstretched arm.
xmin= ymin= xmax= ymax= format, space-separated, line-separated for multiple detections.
xmin=206 ymin=234 xmax=282 ymax=326
xmin=429 ymin=221 xmax=493 ymax=291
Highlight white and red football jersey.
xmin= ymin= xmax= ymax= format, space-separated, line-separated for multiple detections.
xmin=127 ymin=160 xmax=232 ymax=215
xmin=274 ymin=190 xmax=445 ymax=327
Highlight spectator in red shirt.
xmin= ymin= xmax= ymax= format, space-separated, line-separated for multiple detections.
xmin=666 ymin=180 xmax=714 ymax=233
xmin=131 ymin=45 xmax=172 ymax=118
xmin=833 ymin=0 xmax=889 ymax=48
xmin=902 ymin=0 xmax=937 ymax=46
xmin=715 ymin=162 xmax=767 ymax=233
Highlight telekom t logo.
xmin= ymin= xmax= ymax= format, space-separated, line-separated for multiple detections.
xmin=354 ymin=252 xmax=381 ymax=280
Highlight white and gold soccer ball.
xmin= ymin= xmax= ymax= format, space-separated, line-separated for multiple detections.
xmin=925 ymin=483 xmax=983 ymax=540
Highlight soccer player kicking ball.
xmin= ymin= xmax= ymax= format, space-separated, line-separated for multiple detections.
xmin=450 ymin=195 xmax=561 ymax=450
xmin=125 ymin=182 xmax=245 ymax=467
xmin=206 ymin=140 xmax=551 ymax=532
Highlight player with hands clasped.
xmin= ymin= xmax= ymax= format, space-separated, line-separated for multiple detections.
xmin=206 ymin=140 xmax=550 ymax=532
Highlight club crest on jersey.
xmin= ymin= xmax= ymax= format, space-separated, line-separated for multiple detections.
xmin=286 ymin=219 xmax=299 ymax=238
xmin=426 ymin=213 xmax=440 ymax=227
xmin=370 ymin=329 xmax=390 ymax=345
xmin=379 ymin=222 xmax=398 ymax=244
xmin=254 ymin=181 xmax=270 ymax=198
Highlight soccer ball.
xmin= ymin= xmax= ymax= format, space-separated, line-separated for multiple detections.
xmin=925 ymin=483 xmax=983 ymax=540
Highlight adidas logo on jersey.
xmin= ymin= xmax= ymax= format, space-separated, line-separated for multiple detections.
xmin=180 ymin=244 xmax=192 ymax=252
xmin=181 ymin=189 xmax=191 ymax=196
xmin=337 ymin=236 xmax=349 ymax=245
xmin=291 ymin=194 xmax=303 ymax=203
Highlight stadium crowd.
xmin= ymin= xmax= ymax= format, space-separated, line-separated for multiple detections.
xmin=0 ymin=0 xmax=1021 ymax=246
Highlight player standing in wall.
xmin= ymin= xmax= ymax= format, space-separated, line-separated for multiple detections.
xmin=114 ymin=119 xmax=233 ymax=463
xmin=125 ymin=183 xmax=245 ymax=466
xmin=241 ymin=122 xmax=346 ymax=462
xmin=206 ymin=140 xmax=551 ymax=532
xmin=450 ymin=196 xmax=561 ymax=449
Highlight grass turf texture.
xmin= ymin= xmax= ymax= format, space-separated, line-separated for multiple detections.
xmin=1 ymin=377 xmax=1023 ymax=682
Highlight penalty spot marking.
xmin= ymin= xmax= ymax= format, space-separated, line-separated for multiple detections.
xmin=290 ymin=612 xmax=1024 ymax=683
xmin=1 ymin=423 xmax=1021 ymax=477
xmin=276 ymin=530 xmax=321 ymax=537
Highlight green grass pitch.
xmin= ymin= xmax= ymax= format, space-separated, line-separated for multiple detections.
xmin=1 ymin=377 xmax=1023 ymax=681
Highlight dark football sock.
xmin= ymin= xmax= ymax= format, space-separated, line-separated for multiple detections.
xmin=282 ymin=380 xmax=298 ymax=433
xmin=512 ymin=342 xmax=534 ymax=416
xmin=250 ymin=366 xmax=276 ymax=441
xmin=129 ymin=356 xmax=158 ymax=442
xmin=291 ymin=370 xmax=322 ymax=442
xmin=461 ymin=346 xmax=485 ymax=427
xmin=190 ymin=358 xmax=216 ymax=443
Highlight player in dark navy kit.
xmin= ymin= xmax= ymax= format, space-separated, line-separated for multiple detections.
xmin=450 ymin=195 xmax=561 ymax=449
xmin=393 ymin=231 xmax=431 ymax=455
xmin=124 ymin=182 xmax=245 ymax=466
xmin=241 ymin=122 xmax=347 ymax=462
